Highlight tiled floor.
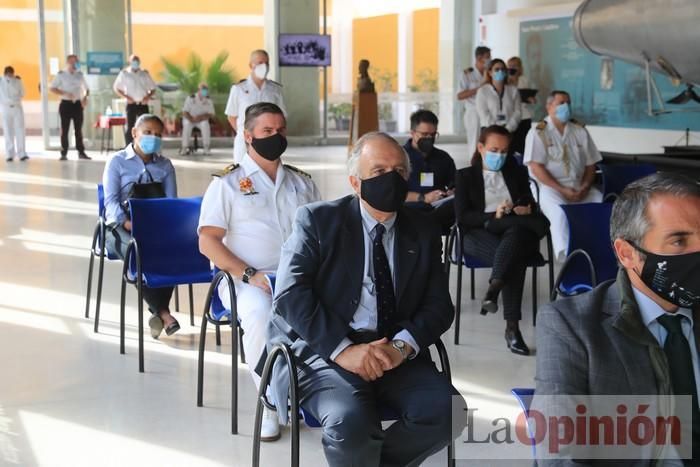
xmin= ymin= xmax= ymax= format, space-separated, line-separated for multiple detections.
xmin=0 ymin=138 xmax=544 ymax=466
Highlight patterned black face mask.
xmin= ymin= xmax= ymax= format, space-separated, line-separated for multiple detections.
xmin=630 ymin=241 xmax=700 ymax=308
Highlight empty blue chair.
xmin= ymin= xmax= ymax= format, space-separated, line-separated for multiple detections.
xmin=511 ymin=388 xmax=537 ymax=459
xmin=551 ymin=203 xmax=617 ymax=300
xmin=446 ymin=222 xmax=555 ymax=344
xmin=252 ymin=338 xmax=455 ymax=467
xmin=600 ymin=163 xmax=656 ymax=201
xmin=121 ymin=197 xmax=214 ymax=372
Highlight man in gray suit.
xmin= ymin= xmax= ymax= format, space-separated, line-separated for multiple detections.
xmin=535 ymin=173 xmax=700 ymax=465
xmin=264 ymin=132 xmax=464 ymax=466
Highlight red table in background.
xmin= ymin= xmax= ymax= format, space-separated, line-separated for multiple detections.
xmin=94 ymin=115 xmax=126 ymax=153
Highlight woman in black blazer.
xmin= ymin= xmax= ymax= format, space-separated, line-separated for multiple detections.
xmin=454 ymin=125 xmax=547 ymax=356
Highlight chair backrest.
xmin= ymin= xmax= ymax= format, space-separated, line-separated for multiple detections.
xmin=559 ymin=203 xmax=617 ymax=293
xmin=600 ymin=163 xmax=656 ymax=198
xmin=97 ymin=183 xmax=105 ymax=217
xmin=128 ymin=197 xmax=211 ymax=278
xmin=511 ymin=388 xmax=536 ymax=456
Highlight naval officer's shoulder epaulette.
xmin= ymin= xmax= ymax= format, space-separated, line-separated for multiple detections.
xmin=267 ymin=79 xmax=283 ymax=87
xmin=536 ymin=120 xmax=548 ymax=131
xmin=212 ymin=163 xmax=241 ymax=178
xmin=237 ymin=78 xmax=247 ymax=84
xmin=284 ymin=164 xmax=311 ymax=178
xmin=465 ymin=67 xmax=474 ymax=73
xmin=15 ymin=75 xmax=20 ymax=80
xmin=569 ymin=118 xmax=585 ymax=128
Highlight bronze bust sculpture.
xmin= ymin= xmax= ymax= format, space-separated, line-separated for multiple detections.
xmin=357 ymin=59 xmax=375 ymax=93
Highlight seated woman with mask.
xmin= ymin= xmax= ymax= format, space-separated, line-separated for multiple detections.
xmin=102 ymin=113 xmax=180 ymax=338
xmin=454 ymin=125 xmax=549 ymax=356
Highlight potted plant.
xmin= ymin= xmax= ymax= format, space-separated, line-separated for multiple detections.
xmin=375 ymin=68 xmax=397 ymax=133
xmin=329 ymin=103 xmax=352 ymax=131
xmin=160 ymin=51 xmax=237 ymax=137
xmin=408 ymin=68 xmax=439 ymax=114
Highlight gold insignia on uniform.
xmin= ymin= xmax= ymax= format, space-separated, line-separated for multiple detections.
xmin=569 ymin=118 xmax=586 ymax=128
xmin=535 ymin=120 xmax=547 ymax=131
xmin=212 ymin=163 xmax=240 ymax=178
xmin=284 ymin=164 xmax=311 ymax=178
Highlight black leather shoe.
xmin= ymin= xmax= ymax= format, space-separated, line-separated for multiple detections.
xmin=59 ymin=154 xmax=67 ymax=161
xmin=505 ymin=329 xmax=530 ymax=356
xmin=480 ymin=290 xmax=499 ymax=315
xmin=78 ymin=152 xmax=92 ymax=160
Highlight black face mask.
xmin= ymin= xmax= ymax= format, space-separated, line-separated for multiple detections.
xmin=360 ymin=170 xmax=408 ymax=213
xmin=417 ymin=137 xmax=435 ymax=154
xmin=630 ymin=241 xmax=700 ymax=308
xmin=251 ymin=133 xmax=287 ymax=161
xmin=508 ymin=68 xmax=518 ymax=76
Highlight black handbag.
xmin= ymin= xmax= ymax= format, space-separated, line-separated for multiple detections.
xmin=121 ymin=169 xmax=166 ymax=218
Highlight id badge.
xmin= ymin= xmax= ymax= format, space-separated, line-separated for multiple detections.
xmin=496 ymin=113 xmax=506 ymax=123
xmin=420 ymin=172 xmax=434 ymax=187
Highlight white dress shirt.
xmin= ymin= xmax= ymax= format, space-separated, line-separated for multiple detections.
xmin=476 ymin=84 xmax=522 ymax=133
xmin=330 ymin=202 xmax=420 ymax=361
xmin=458 ymin=67 xmax=484 ymax=108
xmin=50 ymin=70 xmax=88 ymax=101
xmin=183 ymin=94 xmax=215 ymax=118
xmin=113 ymin=67 xmax=156 ymax=103
xmin=483 ymin=169 xmax=512 ymax=213
xmin=0 ymin=76 xmax=24 ymax=106
xmin=524 ymin=116 xmax=602 ymax=189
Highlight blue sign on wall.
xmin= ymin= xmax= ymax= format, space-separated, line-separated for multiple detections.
xmin=519 ymin=17 xmax=700 ymax=130
xmin=86 ymin=51 xmax=123 ymax=75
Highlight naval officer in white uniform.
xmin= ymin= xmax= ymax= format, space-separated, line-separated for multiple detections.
xmin=457 ymin=45 xmax=491 ymax=158
xmin=181 ymin=83 xmax=215 ymax=154
xmin=198 ymin=102 xmax=320 ymax=441
xmin=224 ymin=49 xmax=286 ymax=163
xmin=0 ymin=66 xmax=28 ymax=161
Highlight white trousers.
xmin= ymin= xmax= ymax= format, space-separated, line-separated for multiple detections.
xmin=233 ymin=131 xmax=246 ymax=163
xmin=538 ymin=184 xmax=603 ymax=261
xmin=463 ymin=106 xmax=480 ymax=160
xmin=1 ymin=104 xmax=26 ymax=158
xmin=218 ymin=279 xmax=272 ymax=389
xmin=181 ymin=119 xmax=211 ymax=150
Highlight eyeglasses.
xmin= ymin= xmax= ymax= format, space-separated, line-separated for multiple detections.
xmin=414 ymin=131 xmax=439 ymax=139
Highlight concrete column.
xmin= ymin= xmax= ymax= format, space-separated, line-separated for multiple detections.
xmin=70 ymin=0 xmax=127 ymax=145
xmin=397 ymin=11 xmax=413 ymax=133
xmin=265 ymin=0 xmax=320 ymax=138
xmin=331 ymin=1 xmax=353 ymax=93
xmin=438 ymin=0 xmax=475 ymax=135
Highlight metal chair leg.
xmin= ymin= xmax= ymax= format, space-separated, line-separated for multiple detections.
xmin=174 ymin=286 xmax=180 ymax=312
xmin=469 ymin=268 xmax=475 ymax=300
xmin=238 ymin=326 xmax=246 ymax=364
xmin=85 ymin=223 xmax=99 ymax=319
xmin=137 ymin=276 xmax=145 ymax=373
xmin=532 ymin=266 xmax=538 ymax=327
xmin=188 ymin=284 xmax=195 ymax=326
xmin=119 ymin=275 xmax=127 ymax=355
xmin=215 ymin=325 xmax=221 ymax=346
xmin=94 ymin=242 xmax=106 ymax=333
xmin=197 ymin=301 xmax=208 ymax=407
xmin=253 ymin=343 xmax=299 ymax=467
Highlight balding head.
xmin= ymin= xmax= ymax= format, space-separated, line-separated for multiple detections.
xmin=348 ymin=132 xmax=411 ymax=193
xmin=249 ymin=49 xmax=269 ymax=66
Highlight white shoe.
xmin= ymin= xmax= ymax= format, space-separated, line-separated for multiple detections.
xmin=260 ymin=406 xmax=281 ymax=442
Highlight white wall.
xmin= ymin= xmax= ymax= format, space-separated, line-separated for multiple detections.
xmin=479 ymin=0 xmax=700 ymax=154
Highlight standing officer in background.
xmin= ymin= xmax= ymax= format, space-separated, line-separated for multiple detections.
xmin=457 ymin=46 xmax=491 ymax=158
xmin=0 ymin=66 xmax=28 ymax=162
xmin=181 ymin=83 xmax=215 ymax=155
xmin=50 ymin=54 xmax=91 ymax=161
xmin=225 ymin=49 xmax=286 ymax=163
xmin=198 ymin=102 xmax=320 ymax=441
xmin=113 ymin=54 xmax=157 ymax=145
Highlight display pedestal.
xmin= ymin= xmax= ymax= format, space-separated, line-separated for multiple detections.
xmin=349 ymin=91 xmax=379 ymax=150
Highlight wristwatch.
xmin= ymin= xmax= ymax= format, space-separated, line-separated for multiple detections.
xmin=391 ymin=339 xmax=408 ymax=360
xmin=417 ymin=193 xmax=426 ymax=203
xmin=242 ymin=266 xmax=257 ymax=284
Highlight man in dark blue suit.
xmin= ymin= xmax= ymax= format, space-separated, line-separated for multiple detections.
xmin=265 ymin=132 xmax=464 ymax=466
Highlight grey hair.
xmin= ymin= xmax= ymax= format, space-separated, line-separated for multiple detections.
xmin=610 ymin=172 xmax=700 ymax=251
xmin=546 ymin=90 xmax=570 ymax=107
xmin=250 ymin=49 xmax=269 ymax=62
xmin=347 ymin=131 xmax=412 ymax=178
xmin=243 ymin=102 xmax=286 ymax=133
xmin=134 ymin=113 xmax=164 ymax=130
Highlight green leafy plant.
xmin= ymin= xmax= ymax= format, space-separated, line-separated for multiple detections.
xmin=408 ymin=68 xmax=438 ymax=92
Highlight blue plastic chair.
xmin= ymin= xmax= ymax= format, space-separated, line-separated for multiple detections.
xmin=120 ymin=197 xmax=214 ymax=372
xmin=511 ymin=388 xmax=537 ymax=460
xmin=600 ymin=163 xmax=656 ymax=201
xmin=446 ymin=222 xmax=555 ymax=344
xmin=551 ymin=203 xmax=618 ymax=300
xmin=84 ymin=184 xmax=120 ymax=331
xmin=253 ymin=338 xmax=455 ymax=467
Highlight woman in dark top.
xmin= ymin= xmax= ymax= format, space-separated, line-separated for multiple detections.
xmin=454 ymin=125 xmax=548 ymax=355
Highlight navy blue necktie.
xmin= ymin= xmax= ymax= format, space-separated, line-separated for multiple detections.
xmin=373 ymin=224 xmax=395 ymax=337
